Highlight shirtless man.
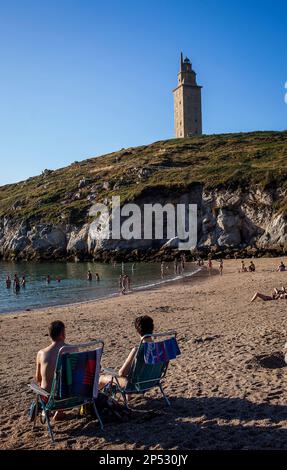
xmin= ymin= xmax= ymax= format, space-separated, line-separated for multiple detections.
xmin=35 ymin=321 xmax=67 ymax=420
xmin=99 ymin=315 xmax=154 ymax=389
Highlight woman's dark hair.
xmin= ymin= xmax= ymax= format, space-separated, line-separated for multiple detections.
xmin=134 ymin=315 xmax=154 ymax=336
xmin=49 ymin=320 xmax=65 ymax=341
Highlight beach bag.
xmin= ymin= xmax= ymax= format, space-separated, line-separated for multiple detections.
xmin=80 ymin=392 xmax=130 ymax=422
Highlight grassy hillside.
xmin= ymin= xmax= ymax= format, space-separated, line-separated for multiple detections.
xmin=0 ymin=131 xmax=287 ymax=225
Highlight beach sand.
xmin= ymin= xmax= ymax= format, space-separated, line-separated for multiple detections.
xmin=1 ymin=258 xmax=287 ymax=450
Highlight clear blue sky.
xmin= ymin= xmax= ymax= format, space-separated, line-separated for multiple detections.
xmin=0 ymin=0 xmax=286 ymax=186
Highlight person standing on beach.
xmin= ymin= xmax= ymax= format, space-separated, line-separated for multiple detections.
xmin=119 ymin=274 xmax=123 ymax=292
xmin=121 ymin=275 xmax=127 ymax=295
xmin=6 ymin=275 xmax=11 ymax=288
xmin=87 ymin=270 xmax=93 ymax=281
xmin=174 ymin=258 xmax=179 ymax=274
xmin=13 ymin=274 xmax=20 ymax=292
xmin=207 ymin=258 xmax=213 ymax=275
xmin=161 ymin=261 xmax=165 ymax=278
xmin=219 ymin=260 xmax=223 ymax=276
xmin=181 ymin=253 xmax=186 ymax=270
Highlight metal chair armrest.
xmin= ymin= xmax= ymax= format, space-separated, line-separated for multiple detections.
xmin=28 ymin=382 xmax=50 ymax=398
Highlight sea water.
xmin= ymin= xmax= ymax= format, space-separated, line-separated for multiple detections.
xmin=0 ymin=261 xmax=199 ymax=314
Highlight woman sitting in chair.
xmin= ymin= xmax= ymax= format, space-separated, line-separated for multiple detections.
xmin=99 ymin=315 xmax=154 ymax=389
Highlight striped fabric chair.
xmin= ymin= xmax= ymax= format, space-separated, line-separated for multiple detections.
xmin=28 ymin=340 xmax=104 ymax=443
xmin=103 ymin=331 xmax=180 ymax=408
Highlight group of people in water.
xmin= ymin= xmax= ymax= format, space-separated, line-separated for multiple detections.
xmin=6 ymin=273 xmax=26 ymax=292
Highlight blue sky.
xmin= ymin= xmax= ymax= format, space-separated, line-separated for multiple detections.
xmin=0 ymin=0 xmax=286 ymax=186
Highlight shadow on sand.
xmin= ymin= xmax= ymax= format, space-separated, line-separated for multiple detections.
xmin=53 ymin=395 xmax=287 ymax=449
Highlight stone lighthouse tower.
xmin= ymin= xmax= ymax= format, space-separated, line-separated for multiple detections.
xmin=173 ymin=52 xmax=202 ymax=138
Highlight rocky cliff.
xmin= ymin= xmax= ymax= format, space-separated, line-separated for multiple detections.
xmin=1 ymin=131 xmax=287 ymax=261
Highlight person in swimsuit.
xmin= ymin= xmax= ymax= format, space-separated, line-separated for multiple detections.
xmin=251 ymin=288 xmax=287 ymax=302
xmin=13 ymin=274 xmax=20 ymax=292
xmin=6 ymin=275 xmax=11 ymax=288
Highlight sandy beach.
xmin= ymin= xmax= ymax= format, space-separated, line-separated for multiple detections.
xmin=1 ymin=258 xmax=287 ymax=450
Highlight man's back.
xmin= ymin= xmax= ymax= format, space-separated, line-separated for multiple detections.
xmin=37 ymin=341 xmax=66 ymax=392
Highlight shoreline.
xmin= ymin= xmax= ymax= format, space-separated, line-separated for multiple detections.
xmin=0 ymin=265 xmax=203 ymax=318
xmin=2 ymin=257 xmax=287 ymax=450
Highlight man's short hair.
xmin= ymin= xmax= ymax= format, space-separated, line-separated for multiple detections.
xmin=134 ymin=315 xmax=154 ymax=336
xmin=49 ymin=320 xmax=65 ymax=341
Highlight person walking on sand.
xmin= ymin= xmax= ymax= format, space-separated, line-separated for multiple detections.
xmin=121 ymin=275 xmax=127 ymax=295
xmin=161 ymin=261 xmax=165 ymax=278
xmin=119 ymin=274 xmax=123 ymax=292
xmin=219 ymin=259 xmax=223 ymax=276
xmin=6 ymin=275 xmax=11 ymax=289
xmin=207 ymin=258 xmax=213 ymax=275
xmin=87 ymin=270 xmax=93 ymax=281
xmin=174 ymin=258 xmax=179 ymax=274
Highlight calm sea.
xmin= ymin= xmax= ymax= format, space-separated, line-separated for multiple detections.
xmin=0 ymin=261 xmax=199 ymax=314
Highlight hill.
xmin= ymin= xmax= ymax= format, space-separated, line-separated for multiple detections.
xmin=0 ymin=131 xmax=287 ymax=261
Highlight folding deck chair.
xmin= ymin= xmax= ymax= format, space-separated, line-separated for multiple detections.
xmin=28 ymin=340 xmax=104 ymax=443
xmin=102 ymin=331 xmax=180 ymax=408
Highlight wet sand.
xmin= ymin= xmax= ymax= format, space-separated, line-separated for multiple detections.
xmin=1 ymin=258 xmax=287 ymax=450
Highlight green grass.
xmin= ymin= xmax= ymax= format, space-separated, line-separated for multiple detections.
xmin=1 ymin=130 xmax=287 ymax=225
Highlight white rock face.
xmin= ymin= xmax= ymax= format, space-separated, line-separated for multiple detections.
xmin=0 ymin=186 xmax=286 ymax=260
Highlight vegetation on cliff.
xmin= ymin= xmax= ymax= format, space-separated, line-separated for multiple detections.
xmin=0 ymin=130 xmax=286 ymax=225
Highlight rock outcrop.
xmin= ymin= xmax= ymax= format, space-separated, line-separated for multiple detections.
xmin=0 ymin=185 xmax=286 ymax=261
xmin=0 ymin=131 xmax=286 ymax=261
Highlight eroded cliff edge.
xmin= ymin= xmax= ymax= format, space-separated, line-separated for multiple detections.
xmin=1 ymin=131 xmax=286 ymax=261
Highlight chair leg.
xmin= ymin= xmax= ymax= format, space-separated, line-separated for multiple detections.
xmin=39 ymin=397 xmax=55 ymax=443
xmin=45 ymin=412 xmax=55 ymax=443
xmin=33 ymin=396 xmax=39 ymax=429
xmin=92 ymin=401 xmax=104 ymax=431
xmin=159 ymin=383 xmax=171 ymax=407
xmin=120 ymin=390 xmax=131 ymax=410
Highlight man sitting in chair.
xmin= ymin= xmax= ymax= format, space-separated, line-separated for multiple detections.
xmin=99 ymin=315 xmax=154 ymax=389
xmin=35 ymin=320 xmax=67 ymax=420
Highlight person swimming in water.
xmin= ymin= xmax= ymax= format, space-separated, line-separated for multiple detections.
xmin=6 ymin=275 xmax=11 ymax=288
xmin=13 ymin=274 xmax=20 ymax=292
